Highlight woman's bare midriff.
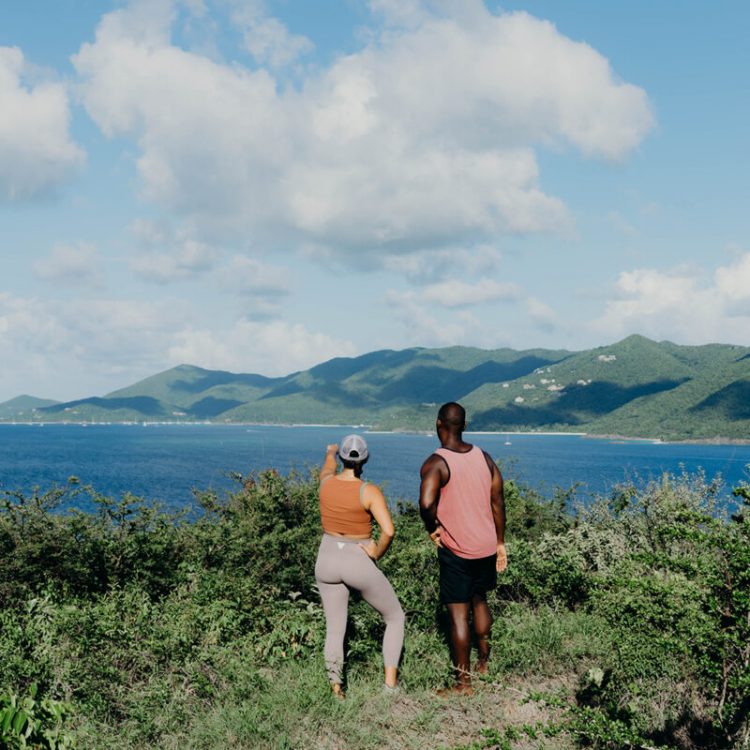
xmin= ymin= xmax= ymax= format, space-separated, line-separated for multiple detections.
xmin=326 ymin=530 xmax=371 ymax=540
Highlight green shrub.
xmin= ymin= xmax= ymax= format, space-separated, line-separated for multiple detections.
xmin=0 ymin=684 xmax=74 ymax=750
xmin=1 ymin=467 xmax=748 ymax=749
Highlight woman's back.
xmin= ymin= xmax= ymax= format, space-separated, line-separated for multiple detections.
xmin=319 ymin=476 xmax=372 ymax=537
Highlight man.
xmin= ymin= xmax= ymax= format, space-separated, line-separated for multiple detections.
xmin=419 ymin=401 xmax=507 ymax=695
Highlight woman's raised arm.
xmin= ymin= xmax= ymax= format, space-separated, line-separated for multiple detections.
xmin=320 ymin=443 xmax=338 ymax=483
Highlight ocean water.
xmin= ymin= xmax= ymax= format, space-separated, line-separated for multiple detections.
xmin=0 ymin=423 xmax=748 ymax=512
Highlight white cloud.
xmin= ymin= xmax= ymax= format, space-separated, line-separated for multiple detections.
xmin=129 ymin=218 xmax=291 ymax=314
xmin=714 ymin=252 xmax=750 ymax=301
xmin=131 ymin=217 xmax=170 ymax=245
xmin=386 ymin=276 xmax=521 ymax=330
xmin=526 ymin=296 xmax=558 ymax=331
xmin=131 ymin=240 xmax=217 ymax=283
xmin=0 ymin=46 xmax=84 ymax=201
xmin=385 ymin=289 xmax=476 ymax=345
xmin=0 ymin=288 xmax=355 ymax=398
xmin=593 ymin=252 xmax=750 ymax=344
xmin=386 ymin=275 xmax=556 ymax=345
xmin=381 ymin=245 xmax=504 ymax=284
xmin=167 ymin=319 xmax=356 ymax=375
xmin=368 ymin=0 xmax=488 ymax=30
xmin=228 ymin=1 xmax=314 ymax=68
xmin=67 ymin=298 xmax=191 ymax=364
xmin=367 ymin=0 xmax=431 ymax=28
xmin=0 ymin=292 xmax=188 ymax=399
xmin=0 ymin=293 xmax=69 ymax=359
xmin=217 ymin=255 xmax=292 ymax=318
xmin=219 ymin=255 xmax=290 ymax=297
xmin=130 ymin=219 xmax=219 ymax=283
xmin=33 ymin=242 xmax=102 ymax=287
xmin=420 ymin=278 xmax=521 ymax=308
xmin=72 ymin=1 xmax=652 ymax=255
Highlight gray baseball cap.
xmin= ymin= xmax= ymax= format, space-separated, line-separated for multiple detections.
xmin=339 ymin=434 xmax=369 ymax=463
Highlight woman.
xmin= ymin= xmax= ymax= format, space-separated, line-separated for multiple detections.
xmin=315 ymin=434 xmax=405 ymax=698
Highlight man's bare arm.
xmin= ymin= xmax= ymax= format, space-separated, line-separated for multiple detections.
xmin=485 ymin=451 xmax=507 ymax=572
xmin=419 ymin=454 xmax=447 ymax=534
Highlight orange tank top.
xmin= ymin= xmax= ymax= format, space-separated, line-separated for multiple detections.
xmin=319 ymin=476 xmax=372 ymax=536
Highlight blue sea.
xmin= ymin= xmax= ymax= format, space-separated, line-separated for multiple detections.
xmin=0 ymin=424 xmax=748 ymax=513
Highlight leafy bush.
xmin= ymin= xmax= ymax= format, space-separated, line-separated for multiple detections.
xmin=0 ymin=684 xmax=73 ymax=750
xmin=1 ymin=468 xmax=748 ymax=749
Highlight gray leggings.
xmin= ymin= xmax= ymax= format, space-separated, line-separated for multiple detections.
xmin=315 ymin=534 xmax=405 ymax=684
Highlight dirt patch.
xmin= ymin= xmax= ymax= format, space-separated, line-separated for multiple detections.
xmin=306 ymin=674 xmax=576 ymax=750
xmin=423 ymin=675 xmax=576 ymax=750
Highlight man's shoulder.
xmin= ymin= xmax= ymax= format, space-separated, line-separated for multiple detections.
xmin=479 ymin=448 xmax=501 ymax=477
xmin=421 ymin=452 xmax=444 ymax=467
xmin=420 ymin=451 xmax=448 ymax=474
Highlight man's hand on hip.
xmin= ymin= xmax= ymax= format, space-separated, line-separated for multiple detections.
xmin=430 ymin=526 xmax=443 ymax=548
xmin=496 ymin=543 xmax=507 ymax=572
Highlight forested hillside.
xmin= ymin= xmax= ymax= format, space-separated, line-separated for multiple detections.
xmin=2 ymin=336 xmax=749 ymax=440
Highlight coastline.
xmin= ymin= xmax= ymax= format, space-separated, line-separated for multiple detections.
xmin=2 ymin=420 xmax=748 ymax=446
xmin=585 ymin=433 xmax=750 ymax=446
xmin=466 ymin=430 xmax=587 ymax=437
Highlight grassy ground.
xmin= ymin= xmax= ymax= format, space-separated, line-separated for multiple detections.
xmin=66 ymin=606 xmax=608 ymax=749
xmin=72 ymin=647 xmax=579 ymax=750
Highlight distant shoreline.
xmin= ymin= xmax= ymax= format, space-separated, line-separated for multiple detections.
xmin=466 ymin=430 xmax=587 ymax=436
xmin=586 ymin=433 xmax=750 ymax=446
xmin=1 ymin=421 xmax=749 ymax=445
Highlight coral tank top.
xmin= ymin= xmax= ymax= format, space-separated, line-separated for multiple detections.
xmin=319 ymin=476 xmax=372 ymax=537
xmin=435 ymin=446 xmax=496 ymax=559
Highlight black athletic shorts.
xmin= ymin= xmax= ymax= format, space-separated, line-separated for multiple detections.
xmin=438 ymin=546 xmax=497 ymax=604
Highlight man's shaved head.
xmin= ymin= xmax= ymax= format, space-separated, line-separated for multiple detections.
xmin=437 ymin=402 xmax=466 ymax=430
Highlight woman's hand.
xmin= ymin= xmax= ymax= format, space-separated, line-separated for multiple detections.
xmin=326 ymin=443 xmax=338 ymax=455
xmin=358 ymin=539 xmax=379 ymax=560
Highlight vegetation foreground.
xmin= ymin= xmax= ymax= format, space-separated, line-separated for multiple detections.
xmin=0 ymin=468 xmax=748 ymax=749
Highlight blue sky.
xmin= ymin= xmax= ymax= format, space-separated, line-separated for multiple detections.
xmin=1 ymin=0 xmax=749 ymax=402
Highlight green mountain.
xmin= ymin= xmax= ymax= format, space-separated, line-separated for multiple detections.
xmin=0 ymin=395 xmax=60 ymax=420
xmin=462 ymin=335 xmax=750 ymax=439
xmin=105 ymin=364 xmax=283 ymax=418
xmin=4 ymin=336 xmax=750 ymax=440
xmin=34 ymin=365 xmax=285 ymax=422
